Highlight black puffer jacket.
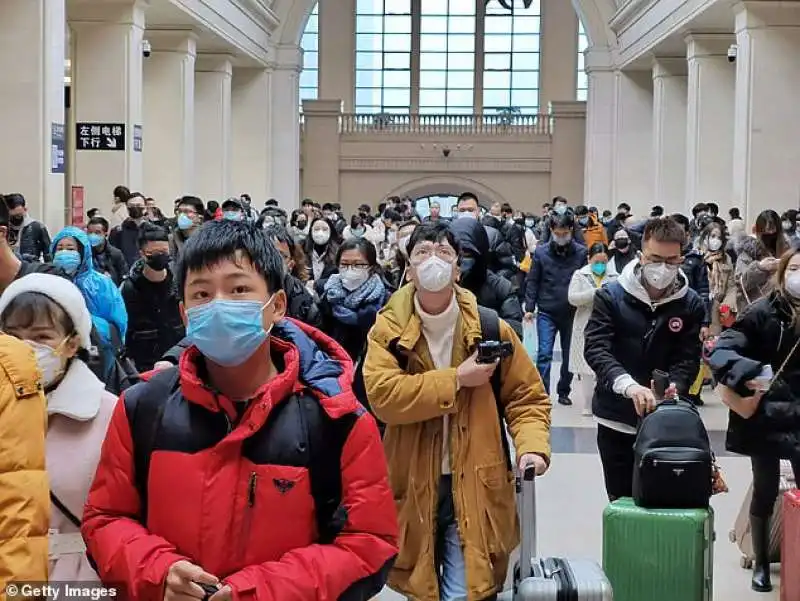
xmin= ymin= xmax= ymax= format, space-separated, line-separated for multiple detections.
xmin=284 ymin=273 xmax=322 ymax=329
xmin=13 ymin=220 xmax=51 ymax=262
xmin=120 ymin=260 xmax=185 ymax=371
xmin=584 ymin=260 xmax=705 ymax=428
xmin=525 ymin=238 xmax=587 ymax=319
xmin=449 ymin=218 xmax=524 ymax=338
xmin=709 ymin=291 xmax=800 ymax=458
xmin=92 ymin=242 xmax=129 ymax=285
xmin=682 ymin=248 xmax=711 ymax=325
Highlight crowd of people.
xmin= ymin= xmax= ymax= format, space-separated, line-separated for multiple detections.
xmin=0 ymin=185 xmax=798 ymax=598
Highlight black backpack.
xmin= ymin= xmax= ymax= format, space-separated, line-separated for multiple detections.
xmin=126 ymin=367 xmax=356 ymax=544
xmin=632 ymin=398 xmax=713 ymax=509
xmin=378 ymin=305 xmax=512 ymax=472
xmin=86 ymin=323 xmax=140 ymax=395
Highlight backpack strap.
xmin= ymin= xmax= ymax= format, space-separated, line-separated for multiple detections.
xmin=477 ymin=306 xmax=512 ymax=473
xmin=299 ymin=392 xmax=361 ymax=544
xmin=50 ymin=492 xmax=81 ymax=528
xmin=125 ymin=367 xmax=181 ymax=524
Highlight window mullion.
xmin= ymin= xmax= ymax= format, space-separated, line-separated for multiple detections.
xmin=410 ymin=0 xmax=421 ymax=114
xmin=473 ymin=0 xmax=485 ymax=115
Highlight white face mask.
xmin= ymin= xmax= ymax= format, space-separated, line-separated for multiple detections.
xmin=416 ymin=256 xmax=453 ymax=292
xmin=642 ymin=262 xmax=679 ymax=290
xmin=340 ymin=266 xmax=370 ymax=291
xmin=786 ymin=273 xmax=800 ymax=299
xmin=26 ymin=340 xmax=65 ymax=387
xmin=458 ymin=211 xmax=477 ymax=221
xmin=707 ymin=237 xmax=723 ymax=252
xmin=312 ymin=230 xmax=330 ymax=245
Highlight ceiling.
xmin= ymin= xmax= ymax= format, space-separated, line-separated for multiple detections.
xmin=144 ymin=0 xmax=237 ymax=54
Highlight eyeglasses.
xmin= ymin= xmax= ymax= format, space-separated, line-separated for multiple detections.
xmin=340 ymin=263 xmax=370 ymax=270
xmin=409 ymin=244 xmax=458 ymax=264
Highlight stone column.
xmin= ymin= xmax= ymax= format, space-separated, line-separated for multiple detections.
xmin=732 ymin=2 xmax=800 ymax=222
xmin=194 ymin=55 xmax=233 ymax=201
xmin=269 ymin=44 xmax=302 ymax=207
xmin=540 ymin=0 xmax=580 ymax=108
xmin=318 ymin=0 xmax=355 ymax=111
xmin=301 ymin=99 xmax=342 ymax=208
xmin=612 ymin=69 xmax=654 ymax=214
xmin=232 ymin=68 xmax=272 ymax=202
xmin=685 ymin=33 xmax=736 ymax=216
xmin=550 ymin=101 xmax=587 ymax=203
xmin=0 ymin=0 xmax=66 ymax=230
xmin=652 ymin=58 xmax=688 ymax=215
xmin=582 ymin=47 xmax=615 ymax=209
xmin=143 ymin=31 xmax=196 ymax=209
xmin=70 ymin=0 xmax=145 ymax=214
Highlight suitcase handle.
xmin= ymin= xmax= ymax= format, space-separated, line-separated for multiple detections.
xmin=517 ymin=466 xmax=537 ymax=580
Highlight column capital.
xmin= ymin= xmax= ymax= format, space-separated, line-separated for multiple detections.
xmin=267 ymin=44 xmax=303 ymax=73
xmin=196 ymin=54 xmax=234 ymax=75
xmin=652 ymin=57 xmax=688 ymax=78
xmin=145 ymin=29 xmax=198 ymax=55
xmin=684 ymin=32 xmax=736 ymax=57
xmin=68 ymin=0 xmax=148 ymax=26
xmin=584 ymin=45 xmax=614 ymax=73
xmin=734 ymin=1 xmax=800 ymax=31
xmin=301 ymin=99 xmax=343 ymax=116
xmin=549 ymin=100 xmax=587 ymax=118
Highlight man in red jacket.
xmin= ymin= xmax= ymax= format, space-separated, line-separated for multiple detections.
xmin=82 ymin=220 xmax=398 ymax=601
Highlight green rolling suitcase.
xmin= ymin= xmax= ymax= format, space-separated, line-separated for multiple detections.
xmin=602 ymin=498 xmax=714 ymax=601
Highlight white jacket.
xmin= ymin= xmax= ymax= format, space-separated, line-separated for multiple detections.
xmin=568 ymin=263 xmax=618 ymax=374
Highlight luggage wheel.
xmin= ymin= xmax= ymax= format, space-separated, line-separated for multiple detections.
xmin=740 ymin=556 xmax=753 ymax=569
xmin=728 ymin=529 xmax=736 ymax=543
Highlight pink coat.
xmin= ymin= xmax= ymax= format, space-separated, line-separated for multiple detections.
xmin=46 ymin=359 xmax=117 ymax=582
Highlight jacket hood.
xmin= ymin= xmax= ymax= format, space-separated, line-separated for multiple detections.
xmin=372 ymin=284 xmax=483 ymax=355
xmin=449 ymin=217 xmax=490 ymax=256
xmin=617 ymin=258 xmax=689 ymax=308
xmin=179 ymin=317 xmax=353 ymax=414
xmin=51 ymin=226 xmax=94 ymax=275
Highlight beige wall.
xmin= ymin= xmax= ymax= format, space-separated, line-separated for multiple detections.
xmin=301 ymin=101 xmax=585 ymax=216
xmin=301 ymin=0 xmax=586 ymax=213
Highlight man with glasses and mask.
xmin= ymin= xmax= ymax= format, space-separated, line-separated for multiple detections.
xmin=363 ymin=221 xmax=551 ymax=601
xmin=583 ymin=217 xmax=705 ymax=501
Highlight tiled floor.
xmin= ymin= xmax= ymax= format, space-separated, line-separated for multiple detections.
xmin=375 ymin=383 xmax=784 ymax=600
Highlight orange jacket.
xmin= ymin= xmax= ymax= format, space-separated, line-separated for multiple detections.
xmin=582 ymin=217 xmax=608 ymax=249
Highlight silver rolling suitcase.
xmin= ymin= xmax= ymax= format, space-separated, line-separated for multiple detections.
xmin=498 ymin=468 xmax=613 ymax=601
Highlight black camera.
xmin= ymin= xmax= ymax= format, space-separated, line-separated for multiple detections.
xmin=476 ymin=340 xmax=513 ymax=364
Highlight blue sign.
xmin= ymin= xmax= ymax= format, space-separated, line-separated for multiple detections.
xmin=51 ymin=123 xmax=65 ymax=174
xmin=133 ymin=125 xmax=143 ymax=152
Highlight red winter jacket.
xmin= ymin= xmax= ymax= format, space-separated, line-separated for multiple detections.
xmin=82 ymin=319 xmax=398 ymax=601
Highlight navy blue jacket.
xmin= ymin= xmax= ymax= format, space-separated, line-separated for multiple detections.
xmin=525 ymin=240 xmax=587 ymax=317
xmin=682 ymin=249 xmax=712 ymax=325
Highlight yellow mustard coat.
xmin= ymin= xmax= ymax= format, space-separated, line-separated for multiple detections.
xmin=0 ymin=335 xmax=48 ymax=596
xmin=363 ymin=285 xmax=552 ymax=601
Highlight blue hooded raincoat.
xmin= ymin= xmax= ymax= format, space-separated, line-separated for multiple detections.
xmin=50 ymin=227 xmax=128 ymax=351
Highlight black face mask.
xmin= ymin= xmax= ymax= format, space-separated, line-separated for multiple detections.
xmin=128 ymin=206 xmax=145 ymax=219
xmin=145 ymin=252 xmax=170 ymax=271
xmin=9 ymin=215 xmax=24 ymax=227
xmin=615 ymin=239 xmax=630 ymax=251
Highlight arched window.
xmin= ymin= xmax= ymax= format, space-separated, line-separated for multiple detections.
xmin=577 ymin=21 xmax=589 ymax=101
xmin=482 ymin=0 xmax=541 ymax=115
xmin=300 ymin=5 xmax=319 ymax=105
xmin=355 ymin=0 xmax=412 ymax=113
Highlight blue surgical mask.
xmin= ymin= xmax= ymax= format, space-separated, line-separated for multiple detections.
xmin=186 ymin=297 xmax=274 ymax=367
xmin=591 ymin=262 xmax=607 ymax=277
xmin=554 ymin=204 xmax=568 ymax=216
xmin=525 ymin=219 xmax=535 ymax=228
xmin=87 ymin=233 xmax=105 ymax=248
xmin=53 ymin=250 xmax=81 ymax=275
xmin=223 ymin=211 xmax=242 ymax=221
xmin=458 ymin=211 xmax=477 ymax=220
xmin=177 ymin=214 xmax=194 ymax=231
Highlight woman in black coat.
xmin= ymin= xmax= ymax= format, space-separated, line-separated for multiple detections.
xmin=709 ymin=246 xmax=800 ymax=593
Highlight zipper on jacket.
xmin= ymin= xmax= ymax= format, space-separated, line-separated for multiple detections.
xmin=247 ymin=472 xmax=257 ymax=507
